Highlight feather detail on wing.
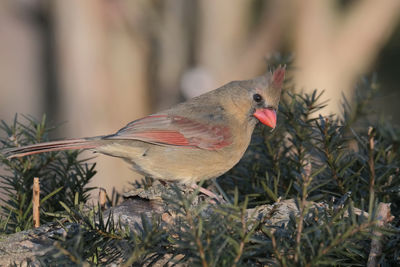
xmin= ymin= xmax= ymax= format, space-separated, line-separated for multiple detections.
xmin=105 ymin=115 xmax=232 ymax=150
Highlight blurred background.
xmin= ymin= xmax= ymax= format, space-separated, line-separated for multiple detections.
xmin=1 ymin=0 xmax=399 ymax=195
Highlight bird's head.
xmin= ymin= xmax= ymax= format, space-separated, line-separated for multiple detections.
xmin=227 ymin=66 xmax=285 ymax=129
xmin=250 ymin=66 xmax=285 ymax=128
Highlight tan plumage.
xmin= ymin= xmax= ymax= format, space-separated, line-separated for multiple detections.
xmin=2 ymin=67 xmax=285 ymax=184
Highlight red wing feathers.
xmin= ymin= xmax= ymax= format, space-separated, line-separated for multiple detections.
xmin=127 ymin=130 xmax=190 ymax=146
xmin=106 ymin=115 xmax=232 ymax=150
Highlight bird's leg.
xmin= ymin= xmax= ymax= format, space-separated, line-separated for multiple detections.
xmin=157 ymin=180 xmax=223 ymax=203
xmin=191 ymin=183 xmax=224 ymax=203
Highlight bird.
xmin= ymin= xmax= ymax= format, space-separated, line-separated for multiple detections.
xmin=2 ymin=66 xmax=285 ymax=188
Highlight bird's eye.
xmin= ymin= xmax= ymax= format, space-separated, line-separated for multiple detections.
xmin=253 ymin=93 xmax=263 ymax=103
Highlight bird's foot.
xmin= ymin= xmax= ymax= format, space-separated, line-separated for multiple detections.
xmin=190 ymin=184 xmax=225 ymax=203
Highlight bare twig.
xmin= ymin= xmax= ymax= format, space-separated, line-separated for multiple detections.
xmin=367 ymin=203 xmax=394 ymax=267
xmin=32 ymin=177 xmax=40 ymax=228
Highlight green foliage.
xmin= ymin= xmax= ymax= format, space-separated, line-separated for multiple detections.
xmin=0 ymin=115 xmax=96 ymax=233
xmin=37 ymin=194 xmax=169 ymax=266
xmin=220 ymin=76 xmax=400 ymax=212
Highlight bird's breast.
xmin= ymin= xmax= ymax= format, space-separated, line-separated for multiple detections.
xmin=97 ymin=135 xmax=251 ymax=184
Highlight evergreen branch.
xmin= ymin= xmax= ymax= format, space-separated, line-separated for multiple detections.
xmin=368 ymin=127 xmax=376 ymax=218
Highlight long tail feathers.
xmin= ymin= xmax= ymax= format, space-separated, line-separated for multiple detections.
xmin=2 ymin=138 xmax=102 ymax=159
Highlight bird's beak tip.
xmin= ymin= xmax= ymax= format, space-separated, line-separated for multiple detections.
xmin=253 ymin=108 xmax=277 ymax=129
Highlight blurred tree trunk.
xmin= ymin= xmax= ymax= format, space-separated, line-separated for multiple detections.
xmin=197 ymin=0 xmax=252 ymax=83
xmin=292 ymin=0 xmax=400 ymax=114
xmin=192 ymin=0 xmax=400 ymax=117
xmin=0 ymin=1 xmax=43 ymax=120
xmin=0 ymin=1 xmax=44 ymax=200
xmin=52 ymin=0 xmax=151 ymax=194
xmin=183 ymin=0 xmax=289 ymax=98
xmin=155 ymin=0 xmax=191 ymax=110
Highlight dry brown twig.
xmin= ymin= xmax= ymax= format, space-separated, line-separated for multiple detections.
xmin=32 ymin=177 xmax=40 ymax=228
xmin=367 ymin=203 xmax=394 ymax=267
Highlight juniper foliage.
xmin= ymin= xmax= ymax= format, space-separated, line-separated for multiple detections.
xmin=0 ymin=115 xmax=96 ymax=233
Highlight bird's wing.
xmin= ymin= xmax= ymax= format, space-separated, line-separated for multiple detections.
xmin=104 ymin=114 xmax=232 ymax=150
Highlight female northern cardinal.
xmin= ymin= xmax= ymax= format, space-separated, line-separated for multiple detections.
xmin=3 ymin=67 xmax=285 ymax=184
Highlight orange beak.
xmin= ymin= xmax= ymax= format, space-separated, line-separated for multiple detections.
xmin=253 ymin=108 xmax=277 ymax=129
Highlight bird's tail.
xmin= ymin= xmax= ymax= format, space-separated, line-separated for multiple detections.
xmin=2 ymin=137 xmax=103 ymax=159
